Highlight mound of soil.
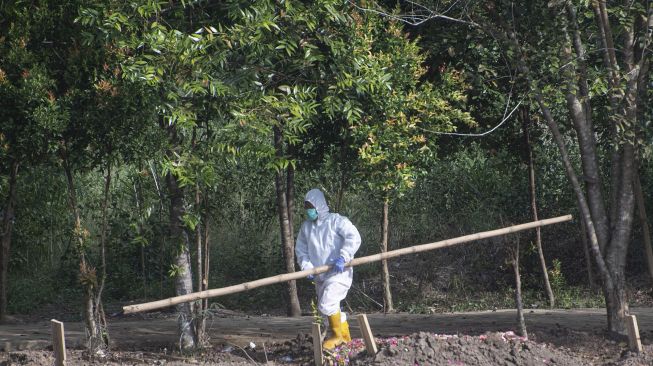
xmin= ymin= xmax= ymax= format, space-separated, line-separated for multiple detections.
xmin=346 ymin=331 xmax=585 ymax=365
xmin=346 ymin=332 xmax=653 ymax=366
xmin=604 ymin=350 xmax=653 ymax=366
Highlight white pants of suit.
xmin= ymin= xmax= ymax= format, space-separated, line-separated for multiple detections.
xmin=315 ymin=269 xmax=352 ymax=322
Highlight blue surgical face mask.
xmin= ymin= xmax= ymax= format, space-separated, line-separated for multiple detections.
xmin=306 ymin=208 xmax=318 ymax=221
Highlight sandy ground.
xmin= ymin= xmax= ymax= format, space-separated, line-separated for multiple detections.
xmin=1 ymin=307 xmax=652 ymax=351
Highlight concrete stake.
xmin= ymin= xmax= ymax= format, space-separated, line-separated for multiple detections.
xmin=627 ymin=315 xmax=642 ymax=352
xmin=312 ymin=322 xmax=323 ymax=366
xmin=51 ymin=319 xmax=66 ymax=366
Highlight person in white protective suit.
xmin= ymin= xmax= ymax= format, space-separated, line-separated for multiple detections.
xmin=295 ymin=188 xmax=361 ymax=349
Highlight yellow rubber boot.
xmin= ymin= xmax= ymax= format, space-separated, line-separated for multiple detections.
xmin=342 ymin=320 xmax=351 ymax=342
xmin=323 ymin=312 xmax=345 ymax=350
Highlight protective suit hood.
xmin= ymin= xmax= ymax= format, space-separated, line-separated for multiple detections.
xmin=305 ymin=189 xmax=329 ymax=217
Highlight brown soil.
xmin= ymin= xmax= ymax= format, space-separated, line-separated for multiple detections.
xmin=1 ymin=308 xmax=653 ymax=365
xmin=352 ymin=332 xmax=653 ymax=366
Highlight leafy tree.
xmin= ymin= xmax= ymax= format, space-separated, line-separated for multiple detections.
xmin=0 ymin=11 xmax=48 ymax=321
xmin=480 ymin=0 xmax=652 ymax=336
xmin=0 ymin=0 xmax=84 ymax=322
xmin=0 ymin=0 xmax=163 ymax=348
xmin=320 ymin=13 xmax=473 ymax=311
xmin=79 ymin=0 xmax=241 ymax=348
xmin=353 ymin=1 xmax=652 ymax=332
xmin=226 ymin=0 xmax=366 ymax=317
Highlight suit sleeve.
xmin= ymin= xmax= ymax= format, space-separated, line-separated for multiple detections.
xmin=337 ymin=217 xmax=361 ymax=262
xmin=295 ymin=223 xmax=313 ymax=270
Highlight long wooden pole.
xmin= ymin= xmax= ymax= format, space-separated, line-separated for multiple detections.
xmin=123 ymin=214 xmax=572 ymax=314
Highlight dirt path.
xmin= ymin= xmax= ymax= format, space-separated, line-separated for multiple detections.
xmin=2 ymin=307 xmax=652 ymax=352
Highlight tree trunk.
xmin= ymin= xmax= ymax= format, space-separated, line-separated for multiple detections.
xmin=94 ymin=162 xmax=111 ymax=347
xmin=335 ymin=141 xmax=350 ymax=213
xmin=601 ymin=4 xmax=640 ymax=332
xmin=134 ymin=177 xmax=147 ymax=299
xmin=591 ymin=1 xmax=619 ymax=86
xmin=287 ymin=164 xmax=295 ymax=243
xmin=510 ymin=237 xmax=527 ymax=338
xmin=0 ymin=160 xmax=18 ymax=322
xmin=149 ymin=161 xmax=166 ymax=298
xmin=521 ymin=108 xmax=554 ymax=308
xmin=634 ymin=170 xmax=653 ymax=282
xmin=166 ymin=171 xmax=197 ymax=349
xmin=580 ymin=217 xmax=595 ymax=289
xmin=381 ymin=198 xmax=393 ymax=312
xmin=590 ymin=1 xmax=624 ymax=205
xmin=63 ymin=157 xmax=101 ymax=350
xmin=273 ymin=126 xmax=301 ymax=317
xmin=194 ymin=185 xmax=207 ymax=345
xmin=634 ymin=34 xmax=652 ymax=283
xmin=605 ymin=143 xmax=636 ymax=336
xmin=195 ymin=187 xmax=203 ymax=293
xmin=563 ymin=4 xmax=611 ymax=252
xmin=335 ymin=185 xmax=345 ymax=213
xmin=201 ymin=204 xmax=210 ymax=320
xmin=141 ymin=246 xmax=146 ymax=298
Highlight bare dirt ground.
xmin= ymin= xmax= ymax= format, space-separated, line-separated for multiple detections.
xmin=2 ymin=307 xmax=653 ymax=365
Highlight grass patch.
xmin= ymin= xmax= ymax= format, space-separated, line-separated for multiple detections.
xmin=395 ymin=285 xmax=605 ymax=314
xmin=7 ymin=273 xmax=75 ymax=314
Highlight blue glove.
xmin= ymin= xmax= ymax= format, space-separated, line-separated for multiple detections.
xmin=302 ymin=264 xmax=315 ymax=280
xmin=331 ymin=256 xmax=346 ymax=273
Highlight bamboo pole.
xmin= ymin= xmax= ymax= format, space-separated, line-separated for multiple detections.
xmin=123 ymin=215 xmax=572 ymax=314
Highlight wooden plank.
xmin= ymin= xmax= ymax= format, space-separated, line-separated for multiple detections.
xmin=124 ymin=215 xmax=573 ymax=314
xmin=357 ymin=314 xmax=377 ymax=355
xmin=627 ymin=315 xmax=642 ymax=352
xmin=312 ymin=322 xmax=323 ymax=366
xmin=51 ymin=319 xmax=66 ymax=366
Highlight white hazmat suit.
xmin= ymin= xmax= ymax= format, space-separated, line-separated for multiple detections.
xmin=295 ymin=189 xmax=361 ymax=321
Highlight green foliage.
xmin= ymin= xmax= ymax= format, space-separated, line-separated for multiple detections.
xmin=396 ymin=282 xmax=604 ymax=314
xmin=2 ymin=0 xmax=652 ymax=322
xmin=168 ymin=264 xmax=186 ymax=278
xmin=548 ymin=259 xmax=566 ymax=294
xmin=7 ymin=272 xmax=72 ymax=314
xmin=311 ymin=298 xmax=323 ymax=325
xmin=553 ymin=286 xmax=605 ymax=309
xmin=322 ymin=14 xmax=474 ymax=200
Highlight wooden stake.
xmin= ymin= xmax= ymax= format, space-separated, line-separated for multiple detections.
xmin=312 ymin=323 xmax=323 ymax=366
xmin=627 ymin=315 xmax=642 ymax=352
xmin=51 ymin=319 xmax=66 ymax=366
xmin=357 ymin=314 xmax=378 ymax=355
xmin=123 ymin=215 xmax=573 ymax=314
